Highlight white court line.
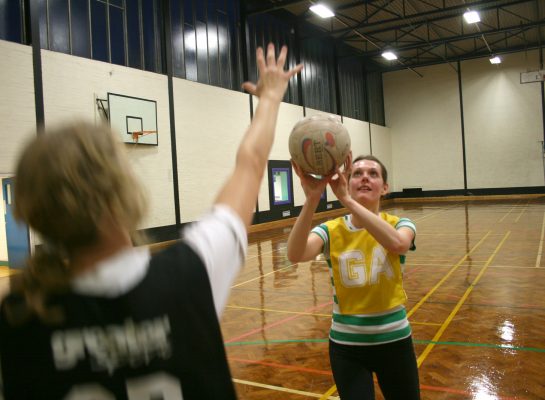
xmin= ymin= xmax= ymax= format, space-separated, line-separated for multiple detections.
xmin=536 ymin=211 xmax=545 ymax=268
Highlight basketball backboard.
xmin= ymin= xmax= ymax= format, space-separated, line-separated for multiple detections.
xmin=107 ymin=93 xmax=158 ymax=145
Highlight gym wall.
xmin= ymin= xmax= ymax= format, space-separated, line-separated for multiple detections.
xmin=40 ymin=48 xmax=176 ymax=230
xmin=384 ymin=50 xmax=543 ymax=193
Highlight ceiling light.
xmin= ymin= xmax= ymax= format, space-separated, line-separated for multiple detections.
xmin=490 ymin=56 xmax=501 ymax=64
xmin=382 ymin=51 xmax=397 ymax=61
xmin=463 ymin=10 xmax=480 ymax=24
xmin=310 ymin=4 xmax=335 ymax=18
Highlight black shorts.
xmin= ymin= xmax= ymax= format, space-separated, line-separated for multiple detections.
xmin=329 ymin=336 xmax=420 ymax=400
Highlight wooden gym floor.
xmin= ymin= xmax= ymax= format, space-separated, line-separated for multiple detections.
xmin=224 ymin=197 xmax=545 ymax=399
xmin=0 ymin=196 xmax=544 ymax=399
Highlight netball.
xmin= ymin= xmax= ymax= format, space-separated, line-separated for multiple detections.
xmin=288 ymin=114 xmax=351 ymax=176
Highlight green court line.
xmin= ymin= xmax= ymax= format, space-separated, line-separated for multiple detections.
xmin=0 ymin=261 xmax=8 ymax=267
xmin=226 ymin=338 xmax=545 ymax=353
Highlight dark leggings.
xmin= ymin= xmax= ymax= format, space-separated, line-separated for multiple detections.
xmin=329 ymin=336 xmax=420 ymax=400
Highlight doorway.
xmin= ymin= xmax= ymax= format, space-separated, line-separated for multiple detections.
xmin=2 ymin=177 xmax=30 ymax=269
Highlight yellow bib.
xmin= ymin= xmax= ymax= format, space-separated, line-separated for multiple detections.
xmin=325 ymin=213 xmax=407 ymax=314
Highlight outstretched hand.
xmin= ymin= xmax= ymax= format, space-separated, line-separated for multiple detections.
xmin=242 ymin=44 xmax=303 ymax=102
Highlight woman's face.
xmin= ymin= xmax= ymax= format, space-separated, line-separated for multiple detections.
xmin=348 ymin=159 xmax=388 ymax=207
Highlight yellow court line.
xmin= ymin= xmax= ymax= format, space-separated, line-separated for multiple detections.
xmin=319 ymin=384 xmax=339 ymax=400
xmin=233 ymin=379 xmax=339 ymax=399
xmin=227 ymin=305 xmax=330 ymax=318
xmin=417 ymin=231 xmax=511 ymax=367
xmin=499 ymin=204 xmax=517 ymax=222
xmin=231 ymin=263 xmax=296 ymax=288
xmin=0 ymin=268 xmax=18 ymax=278
xmin=407 ymin=231 xmax=491 ymax=319
xmin=536 ymin=211 xmax=545 ymax=268
xmin=407 ymin=261 xmax=487 ymax=266
xmin=514 ymin=203 xmax=528 ymax=222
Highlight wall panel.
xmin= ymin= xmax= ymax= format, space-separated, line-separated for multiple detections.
xmin=463 ymin=51 xmax=544 ymax=189
xmin=384 ymin=63 xmax=464 ymax=192
xmin=173 ymin=78 xmax=251 ymax=222
xmin=0 ymin=40 xmax=36 ymax=175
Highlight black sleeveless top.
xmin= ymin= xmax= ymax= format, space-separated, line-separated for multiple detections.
xmin=0 ymin=242 xmax=237 ymax=399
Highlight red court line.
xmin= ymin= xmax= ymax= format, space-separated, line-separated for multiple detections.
xmin=229 ymin=357 xmax=332 ymax=376
xmin=231 ymin=357 xmax=517 ymax=399
xmin=403 ymin=266 xmax=423 ymax=281
xmin=225 ymin=301 xmax=333 ymax=343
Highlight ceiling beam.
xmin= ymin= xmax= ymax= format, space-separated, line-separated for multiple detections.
xmin=381 ymin=41 xmax=543 ymax=71
xmin=247 ymin=0 xmax=393 ymax=16
xmin=362 ymin=20 xmax=545 ymax=57
xmin=306 ymin=0 xmax=532 ymax=38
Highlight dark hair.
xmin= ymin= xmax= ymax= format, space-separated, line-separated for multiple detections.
xmin=352 ymin=155 xmax=388 ymax=183
xmin=6 ymin=122 xmax=147 ymax=325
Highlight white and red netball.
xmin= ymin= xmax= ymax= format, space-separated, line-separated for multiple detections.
xmin=288 ymin=114 xmax=351 ymax=176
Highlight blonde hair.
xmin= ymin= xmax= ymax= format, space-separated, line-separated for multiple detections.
xmin=6 ymin=122 xmax=147 ymax=325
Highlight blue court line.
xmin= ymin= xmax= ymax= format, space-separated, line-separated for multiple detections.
xmin=226 ymin=338 xmax=545 ymax=353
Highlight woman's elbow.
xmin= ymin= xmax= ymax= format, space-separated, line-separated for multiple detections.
xmin=387 ymin=240 xmax=412 ymax=255
xmin=287 ymin=250 xmax=302 ymax=263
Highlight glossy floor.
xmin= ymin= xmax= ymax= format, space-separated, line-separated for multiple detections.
xmin=224 ymin=198 xmax=545 ymax=399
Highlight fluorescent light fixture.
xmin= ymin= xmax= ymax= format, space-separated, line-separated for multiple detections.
xmin=490 ymin=56 xmax=501 ymax=64
xmin=463 ymin=10 xmax=480 ymax=24
xmin=382 ymin=51 xmax=397 ymax=61
xmin=310 ymin=4 xmax=335 ymax=18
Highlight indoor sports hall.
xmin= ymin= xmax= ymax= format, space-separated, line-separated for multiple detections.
xmin=0 ymin=1 xmax=544 ymax=399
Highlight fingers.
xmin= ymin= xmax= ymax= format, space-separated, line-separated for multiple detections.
xmin=291 ymin=160 xmax=304 ymax=177
xmin=287 ymin=63 xmax=304 ymax=78
xmin=241 ymin=82 xmax=257 ymax=95
xmin=256 ymin=47 xmax=266 ymax=72
xmin=266 ymin=43 xmax=275 ymax=66
xmin=277 ymin=45 xmax=288 ymax=68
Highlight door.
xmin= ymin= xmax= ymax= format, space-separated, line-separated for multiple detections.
xmin=2 ymin=178 xmax=30 ymax=269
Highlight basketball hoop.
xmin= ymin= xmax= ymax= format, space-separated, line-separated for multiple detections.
xmin=131 ymin=130 xmax=157 ymax=144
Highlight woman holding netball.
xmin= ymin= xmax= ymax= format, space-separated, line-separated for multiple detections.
xmin=287 ymin=154 xmax=420 ymax=400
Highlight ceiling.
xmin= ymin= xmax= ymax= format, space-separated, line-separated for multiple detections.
xmin=245 ymin=0 xmax=545 ymax=72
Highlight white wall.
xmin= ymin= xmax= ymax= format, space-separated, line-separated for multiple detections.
xmin=0 ymin=178 xmax=7 ymax=262
xmin=462 ymin=51 xmax=544 ymax=188
xmin=384 ymin=52 xmax=544 ymax=192
xmin=0 ymin=40 xmax=37 ymax=175
xmin=173 ymin=78 xmax=251 ymax=222
xmin=383 ymin=63 xmax=465 ymax=192
xmin=41 ymin=50 xmax=175 ymax=229
xmin=370 ymin=123 xmax=394 ymax=191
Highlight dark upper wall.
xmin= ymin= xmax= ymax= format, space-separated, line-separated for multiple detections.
xmin=0 ymin=0 xmax=384 ymax=125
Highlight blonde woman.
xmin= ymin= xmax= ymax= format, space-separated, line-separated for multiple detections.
xmin=0 ymin=44 xmax=302 ymax=399
xmin=288 ymin=155 xmax=419 ymax=400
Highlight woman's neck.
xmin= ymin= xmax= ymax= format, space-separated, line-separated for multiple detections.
xmin=70 ymin=224 xmax=133 ymax=275
xmin=349 ymin=201 xmax=381 ymax=228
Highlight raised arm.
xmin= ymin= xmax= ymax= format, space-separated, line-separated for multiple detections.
xmin=286 ymin=162 xmax=330 ymax=262
xmin=214 ymin=44 xmax=303 ymax=229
